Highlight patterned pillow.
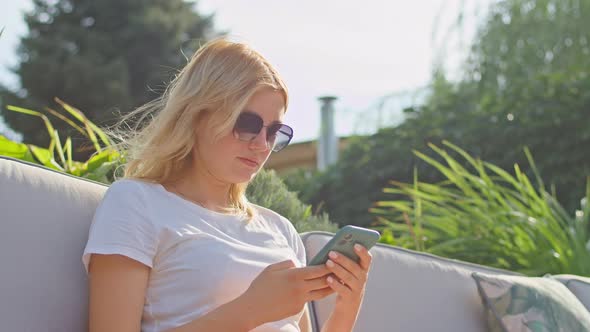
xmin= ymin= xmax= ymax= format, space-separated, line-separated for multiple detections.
xmin=472 ymin=272 xmax=590 ymax=332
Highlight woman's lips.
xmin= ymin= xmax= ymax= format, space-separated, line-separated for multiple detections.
xmin=238 ymin=157 xmax=259 ymax=167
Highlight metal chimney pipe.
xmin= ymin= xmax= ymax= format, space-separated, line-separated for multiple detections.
xmin=317 ymin=96 xmax=338 ymax=171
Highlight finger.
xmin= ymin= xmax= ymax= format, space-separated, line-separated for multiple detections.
xmin=354 ymin=244 xmax=373 ymax=271
xmin=326 ymin=259 xmax=360 ymax=290
xmin=327 ymin=251 xmax=363 ymax=281
xmin=307 ymin=286 xmax=335 ymax=302
xmin=266 ymin=259 xmax=296 ymax=271
xmin=326 ymin=275 xmax=353 ymax=297
xmin=303 ymin=275 xmax=331 ymax=292
xmin=296 ymin=264 xmax=331 ymax=280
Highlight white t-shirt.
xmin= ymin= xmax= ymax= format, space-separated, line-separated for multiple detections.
xmin=82 ymin=178 xmax=307 ymax=332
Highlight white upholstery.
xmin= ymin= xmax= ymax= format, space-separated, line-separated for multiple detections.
xmin=301 ymin=232 xmax=521 ymax=332
xmin=0 ymin=156 xmax=107 ymax=332
xmin=553 ymin=274 xmax=590 ymax=312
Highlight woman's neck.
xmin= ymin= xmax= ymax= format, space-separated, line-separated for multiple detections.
xmin=166 ymin=168 xmax=233 ymax=213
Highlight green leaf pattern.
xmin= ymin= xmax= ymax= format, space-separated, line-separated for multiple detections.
xmin=473 ymin=273 xmax=590 ymax=332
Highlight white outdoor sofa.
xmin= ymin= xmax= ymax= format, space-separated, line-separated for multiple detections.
xmin=2 ymin=155 xmax=590 ymax=331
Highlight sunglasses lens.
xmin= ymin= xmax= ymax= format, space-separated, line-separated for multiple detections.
xmin=234 ymin=113 xmax=263 ymax=140
xmin=272 ymin=124 xmax=293 ymax=152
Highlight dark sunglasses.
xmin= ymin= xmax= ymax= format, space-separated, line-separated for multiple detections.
xmin=233 ymin=112 xmax=294 ymax=152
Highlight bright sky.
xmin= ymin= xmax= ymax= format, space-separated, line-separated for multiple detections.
xmin=0 ymin=0 xmax=489 ymax=143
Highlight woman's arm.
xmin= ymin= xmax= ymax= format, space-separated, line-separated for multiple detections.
xmin=165 ymin=296 xmax=255 ymax=332
xmin=88 ymin=254 xmax=255 ymax=332
xmin=88 ymin=254 xmax=149 ymax=332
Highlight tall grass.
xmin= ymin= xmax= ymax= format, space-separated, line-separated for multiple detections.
xmin=371 ymin=141 xmax=590 ymax=276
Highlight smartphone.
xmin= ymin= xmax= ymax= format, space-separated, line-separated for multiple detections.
xmin=307 ymin=225 xmax=381 ymax=266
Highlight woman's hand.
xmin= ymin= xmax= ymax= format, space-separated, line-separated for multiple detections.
xmin=321 ymin=244 xmax=373 ymax=332
xmin=237 ymin=260 xmax=335 ymax=329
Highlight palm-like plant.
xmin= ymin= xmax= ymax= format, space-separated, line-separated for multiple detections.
xmin=371 ymin=141 xmax=590 ymax=276
xmin=0 ymin=98 xmax=122 ymax=183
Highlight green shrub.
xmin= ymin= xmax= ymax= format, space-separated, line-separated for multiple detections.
xmin=371 ymin=141 xmax=590 ymax=276
xmin=279 ymin=167 xmax=321 ymax=204
xmin=248 ymin=169 xmax=338 ymax=233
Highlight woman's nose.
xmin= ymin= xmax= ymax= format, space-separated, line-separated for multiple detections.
xmin=249 ymin=129 xmax=269 ymax=151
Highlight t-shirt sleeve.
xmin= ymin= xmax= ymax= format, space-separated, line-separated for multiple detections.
xmin=82 ymin=180 xmax=158 ymax=274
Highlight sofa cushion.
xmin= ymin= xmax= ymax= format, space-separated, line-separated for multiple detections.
xmin=551 ymin=274 xmax=590 ymax=312
xmin=301 ymin=231 xmax=521 ymax=332
xmin=472 ymin=272 xmax=590 ymax=332
xmin=0 ymin=156 xmax=107 ymax=332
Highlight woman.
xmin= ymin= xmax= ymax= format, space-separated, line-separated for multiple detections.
xmin=82 ymin=38 xmax=373 ymax=332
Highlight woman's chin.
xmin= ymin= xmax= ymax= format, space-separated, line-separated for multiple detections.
xmin=230 ymin=170 xmax=258 ymax=184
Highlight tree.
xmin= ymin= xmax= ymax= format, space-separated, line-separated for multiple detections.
xmin=1 ymin=0 xmax=218 ymax=159
xmin=295 ymin=0 xmax=590 ymax=227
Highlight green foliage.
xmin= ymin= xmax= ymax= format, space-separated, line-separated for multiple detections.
xmin=279 ymin=168 xmax=322 ymax=205
xmin=248 ymin=169 xmax=338 ymax=233
xmin=0 ymin=99 xmax=122 ymax=183
xmin=299 ymin=0 xmax=590 ymax=228
xmin=1 ymin=0 xmax=217 ymax=159
xmin=371 ymin=141 xmax=590 ymax=277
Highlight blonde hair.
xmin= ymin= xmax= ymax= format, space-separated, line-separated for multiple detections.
xmin=105 ymin=38 xmax=289 ymax=220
